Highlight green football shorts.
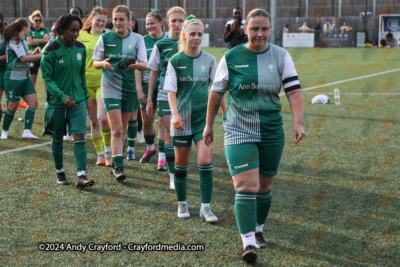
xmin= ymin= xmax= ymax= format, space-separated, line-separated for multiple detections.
xmin=157 ymin=100 xmax=171 ymax=116
xmin=102 ymin=98 xmax=139 ymax=113
xmin=224 ymin=128 xmax=285 ymax=176
xmin=43 ymin=100 xmax=87 ymax=139
xmin=172 ymin=132 xmax=203 ymax=147
xmin=4 ymin=77 xmax=36 ymax=102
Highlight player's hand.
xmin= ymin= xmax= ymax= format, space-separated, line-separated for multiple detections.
xmin=137 ymin=90 xmax=146 ymax=106
xmin=86 ymin=104 xmax=90 ymax=115
xmin=32 ymin=47 xmax=41 ymax=55
xmin=293 ymin=123 xmax=305 ymax=144
xmin=64 ymin=96 xmax=77 ymax=108
xmin=172 ymin=114 xmax=184 ymax=131
xmin=127 ymin=63 xmax=140 ymax=70
xmin=146 ymin=100 xmax=153 ymax=117
xmin=103 ymin=58 xmax=115 ymax=72
xmin=203 ymin=125 xmax=214 ymax=146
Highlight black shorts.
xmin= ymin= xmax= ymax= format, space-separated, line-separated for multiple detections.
xmin=29 ymin=60 xmax=41 ymax=75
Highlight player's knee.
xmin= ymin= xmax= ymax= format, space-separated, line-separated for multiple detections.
xmin=197 ymin=159 xmax=212 ymax=165
xmin=112 ymin=128 xmax=124 ymax=138
xmin=73 ymin=134 xmax=85 ymax=141
xmin=175 ymin=157 xmax=189 ymax=166
xmin=98 ymin=116 xmax=109 ymax=128
xmin=28 ymin=100 xmax=38 ymax=109
xmin=143 ymin=119 xmax=153 ymax=129
xmin=234 ymin=174 xmax=259 ymax=192
xmin=7 ymin=102 xmax=18 ymax=112
xmin=90 ymin=118 xmax=100 ymax=129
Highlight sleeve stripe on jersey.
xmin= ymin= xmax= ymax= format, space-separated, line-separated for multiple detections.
xmin=284 ymin=84 xmax=301 ymax=93
xmin=282 ymin=75 xmax=299 ymax=85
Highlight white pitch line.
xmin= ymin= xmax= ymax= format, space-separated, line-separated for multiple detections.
xmin=279 ymin=68 xmax=400 ymax=96
xmin=0 ymin=141 xmax=52 ymax=155
xmin=0 ymin=134 xmax=91 ymax=155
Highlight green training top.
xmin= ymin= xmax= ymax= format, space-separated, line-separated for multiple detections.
xmin=93 ymin=30 xmax=147 ymax=100
xmin=4 ymin=38 xmax=29 ymax=80
xmin=164 ymin=51 xmax=217 ymax=136
xmin=28 ymin=26 xmax=49 ymax=51
xmin=212 ymin=44 xmax=301 ymax=145
xmin=40 ymin=38 xmax=88 ymax=109
xmin=147 ymin=37 xmax=179 ymax=102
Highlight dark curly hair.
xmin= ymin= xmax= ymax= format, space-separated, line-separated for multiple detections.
xmin=53 ymin=14 xmax=83 ymax=38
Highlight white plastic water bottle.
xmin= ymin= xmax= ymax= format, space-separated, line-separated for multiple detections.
xmin=334 ymin=88 xmax=340 ymax=105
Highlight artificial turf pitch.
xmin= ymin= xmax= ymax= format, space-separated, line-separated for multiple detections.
xmin=0 ymin=47 xmax=399 ymax=266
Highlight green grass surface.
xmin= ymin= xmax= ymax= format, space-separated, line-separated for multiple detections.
xmin=0 ymin=47 xmax=399 ymax=266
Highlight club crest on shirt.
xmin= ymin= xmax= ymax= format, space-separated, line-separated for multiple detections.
xmin=128 ymin=44 xmax=133 ymax=49
xmin=32 ymin=32 xmax=35 ymax=37
xmin=77 ymin=53 xmax=82 ymax=61
xmin=199 ymin=65 xmax=207 ymax=72
xmin=267 ymin=64 xmax=277 ymax=72
xmin=41 ymin=31 xmax=44 ymax=36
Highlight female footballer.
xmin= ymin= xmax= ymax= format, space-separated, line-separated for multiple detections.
xmin=1 ymin=18 xmax=42 ymax=140
xmin=27 ymin=10 xmax=49 ymax=86
xmin=41 ymin=14 xmax=95 ymax=189
xmin=93 ymin=5 xmax=147 ymax=181
xmin=203 ymin=9 xmax=305 ymax=263
xmin=147 ymin=6 xmax=186 ymax=189
xmin=77 ymin=7 xmax=111 ymax=167
xmin=165 ymin=16 xmax=226 ymax=223
xmin=135 ymin=10 xmax=167 ymax=164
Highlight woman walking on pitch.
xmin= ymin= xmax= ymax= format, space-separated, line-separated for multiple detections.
xmin=203 ymin=9 xmax=305 ymax=263
xmin=77 ymin=7 xmax=112 ymax=167
xmin=147 ymin=6 xmax=186 ymax=189
xmin=27 ymin=10 xmax=49 ymax=86
xmin=165 ymin=16 xmax=226 ymax=222
xmin=41 ymin=14 xmax=94 ymax=189
xmin=135 ymin=9 xmax=167 ymax=164
xmin=93 ymin=5 xmax=147 ymax=181
xmin=1 ymin=18 xmax=42 ymax=140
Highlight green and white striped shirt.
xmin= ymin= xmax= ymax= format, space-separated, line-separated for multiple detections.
xmin=93 ymin=30 xmax=147 ymax=100
xmin=212 ymin=44 xmax=301 ymax=145
xmin=5 ymin=39 xmax=29 ymax=80
xmin=164 ymin=51 xmax=217 ymax=136
xmin=142 ymin=32 xmax=168 ymax=87
xmin=147 ymin=37 xmax=179 ymax=102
